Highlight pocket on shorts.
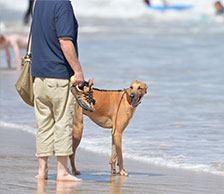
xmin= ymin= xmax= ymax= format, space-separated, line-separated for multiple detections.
xmin=46 ymin=79 xmax=69 ymax=87
xmin=46 ymin=79 xmax=69 ymax=98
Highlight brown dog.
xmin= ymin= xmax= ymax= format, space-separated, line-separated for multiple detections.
xmin=69 ymin=80 xmax=148 ymax=176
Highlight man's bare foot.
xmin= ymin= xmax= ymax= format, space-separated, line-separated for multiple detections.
xmin=56 ymin=173 xmax=82 ymax=182
xmin=35 ymin=169 xmax=48 ymax=180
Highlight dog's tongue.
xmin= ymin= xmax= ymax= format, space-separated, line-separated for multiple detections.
xmin=131 ymin=98 xmax=139 ymax=108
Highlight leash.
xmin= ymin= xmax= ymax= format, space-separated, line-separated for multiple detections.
xmin=112 ymin=89 xmax=142 ymax=135
xmin=112 ymin=90 xmax=127 ymax=135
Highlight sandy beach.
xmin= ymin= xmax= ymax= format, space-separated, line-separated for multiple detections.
xmin=1 ymin=1 xmax=224 ymax=193
xmin=0 ymin=126 xmax=224 ymax=194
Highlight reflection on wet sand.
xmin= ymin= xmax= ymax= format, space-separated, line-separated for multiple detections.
xmin=56 ymin=181 xmax=78 ymax=194
xmin=109 ymin=176 xmax=126 ymax=194
xmin=36 ymin=179 xmax=79 ymax=194
xmin=36 ymin=180 xmax=47 ymax=194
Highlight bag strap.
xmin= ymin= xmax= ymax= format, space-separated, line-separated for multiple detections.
xmin=26 ymin=0 xmax=37 ymax=58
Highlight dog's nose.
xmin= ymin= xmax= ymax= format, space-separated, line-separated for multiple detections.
xmin=130 ymin=93 xmax=135 ymax=99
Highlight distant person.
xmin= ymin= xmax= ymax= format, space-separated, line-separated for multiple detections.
xmin=0 ymin=34 xmax=28 ymax=70
xmin=144 ymin=0 xmax=151 ymax=5
xmin=144 ymin=0 xmax=168 ymax=6
xmin=162 ymin=0 xmax=168 ymax=7
xmin=214 ymin=1 xmax=224 ymax=16
xmin=24 ymin=0 xmax=33 ymax=24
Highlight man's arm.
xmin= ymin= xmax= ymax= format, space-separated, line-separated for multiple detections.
xmin=59 ymin=39 xmax=84 ymax=86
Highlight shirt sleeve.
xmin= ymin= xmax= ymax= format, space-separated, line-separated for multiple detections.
xmin=55 ymin=1 xmax=78 ymax=40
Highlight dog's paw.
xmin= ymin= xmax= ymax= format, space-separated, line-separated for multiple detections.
xmin=73 ymin=170 xmax=81 ymax=175
xmin=119 ymin=169 xmax=128 ymax=176
xmin=111 ymin=169 xmax=119 ymax=176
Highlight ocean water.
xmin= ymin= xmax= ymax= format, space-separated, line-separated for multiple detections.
xmin=1 ymin=0 xmax=224 ymax=175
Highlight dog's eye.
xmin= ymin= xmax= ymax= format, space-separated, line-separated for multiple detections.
xmin=130 ymin=86 xmax=133 ymax=89
xmin=138 ymin=86 xmax=142 ymax=90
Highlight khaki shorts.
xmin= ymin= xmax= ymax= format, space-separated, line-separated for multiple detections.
xmin=33 ymin=77 xmax=76 ymax=157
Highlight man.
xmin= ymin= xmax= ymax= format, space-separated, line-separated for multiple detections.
xmin=144 ymin=0 xmax=151 ymax=5
xmin=32 ymin=0 xmax=84 ymax=181
xmin=214 ymin=1 xmax=224 ymax=16
xmin=24 ymin=0 xmax=34 ymax=24
xmin=144 ymin=0 xmax=168 ymax=6
xmin=0 ymin=34 xmax=27 ymax=70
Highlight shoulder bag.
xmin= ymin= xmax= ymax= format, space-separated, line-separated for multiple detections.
xmin=15 ymin=0 xmax=36 ymax=107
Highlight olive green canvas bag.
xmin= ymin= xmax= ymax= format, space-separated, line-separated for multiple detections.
xmin=15 ymin=51 xmax=34 ymax=107
xmin=15 ymin=0 xmax=36 ymax=107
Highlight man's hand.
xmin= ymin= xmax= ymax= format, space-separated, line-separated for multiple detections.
xmin=71 ymin=71 xmax=84 ymax=87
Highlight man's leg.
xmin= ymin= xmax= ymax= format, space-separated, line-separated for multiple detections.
xmin=57 ymin=156 xmax=82 ymax=182
xmin=34 ymin=78 xmax=54 ymax=179
xmin=44 ymin=79 xmax=81 ymax=181
xmin=36 ymin=156 xmax=48 ymax=180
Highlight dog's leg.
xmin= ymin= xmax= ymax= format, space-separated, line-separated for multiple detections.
xmin=112 ymin=109 xmax=130 ymax=177
xmin=110 ymin=134 xmax=118 ymax=175
xmin=69 ymin=104 xmax=84 ymax=175
xmin=69 ymin=136 xmax=82 ymax=175
xmin=69 ymin=138 xmax=80 ymax=175
xmin=113 ymin=131 xmax=128 ymax=176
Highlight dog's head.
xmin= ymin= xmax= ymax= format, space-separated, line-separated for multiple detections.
xmin=126 ymin=80 xmax=148 ymax=108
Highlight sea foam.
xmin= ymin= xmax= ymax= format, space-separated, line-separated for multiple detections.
xmin=1 ymin=0 xmax=217 ymax=20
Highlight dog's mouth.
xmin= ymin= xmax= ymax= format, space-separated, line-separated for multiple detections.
xmin=130 ymin=96 xmax=142 ymax=108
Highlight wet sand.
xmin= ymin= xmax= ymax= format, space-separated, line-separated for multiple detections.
xmin=0 ymin=126 xmax=224 ymax=194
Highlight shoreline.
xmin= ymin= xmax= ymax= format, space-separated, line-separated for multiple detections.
xmin=1 ymin=126 xmax=224 ymax=194
xmin=1 ymin=118 xmax=224 ymax=177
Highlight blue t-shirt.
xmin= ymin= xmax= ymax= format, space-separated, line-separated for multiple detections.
xmin=31 ymin=0 xmax=78 ymax=79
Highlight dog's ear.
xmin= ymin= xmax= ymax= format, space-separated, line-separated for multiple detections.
xmin=144 ymin=83 xmax=148 ymax=94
